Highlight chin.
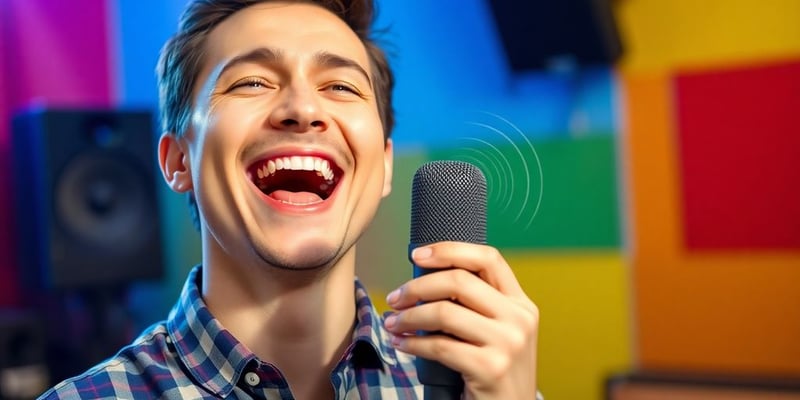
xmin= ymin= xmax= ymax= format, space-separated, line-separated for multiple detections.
xmin=253 ymin=240 xmax=343 ymax=272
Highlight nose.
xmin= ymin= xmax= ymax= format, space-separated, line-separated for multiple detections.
xmin=268 ymin=84 xmax=328 ymax=133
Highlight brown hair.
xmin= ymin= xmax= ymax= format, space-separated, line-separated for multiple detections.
xmin=156 ymin=0 xmax=395 ymax=231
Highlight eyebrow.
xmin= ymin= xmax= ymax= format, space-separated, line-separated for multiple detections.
xmin=218 ymin=47 xmax=282 ymax=79
xmin=314 ymin=51 xmax=373 ymax=88
xmin=216 ymin=47 xmax=372 ymax=88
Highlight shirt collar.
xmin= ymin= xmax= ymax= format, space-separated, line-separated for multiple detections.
xmin=166 ymin=265 xmax=255 ymax=397
xmin=165 ymin=265 xmax=400 ymax=397
xmin=352 ymin=279 xmax=399 ymax=367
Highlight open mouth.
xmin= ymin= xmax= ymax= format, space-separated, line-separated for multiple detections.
xmin=247 ymin=155 xmax=343 ymax=205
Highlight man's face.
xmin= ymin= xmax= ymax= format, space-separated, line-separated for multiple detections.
xmin=166 ymin=2 xmax=393 ymax=271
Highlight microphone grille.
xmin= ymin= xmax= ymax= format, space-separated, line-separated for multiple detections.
xmin=410 ymin=160 xmax=487 ymax=244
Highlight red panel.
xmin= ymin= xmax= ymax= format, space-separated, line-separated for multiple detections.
xmin=0 ymin=3 xmax=20 ymax=306
xmin=676 ymin=59 xmax=800 ymax=250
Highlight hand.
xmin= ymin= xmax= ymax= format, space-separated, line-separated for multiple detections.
xmin=384 ymin=241 xmax=539 ymax=400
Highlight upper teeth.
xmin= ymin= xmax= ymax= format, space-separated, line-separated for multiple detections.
xmin=256 ymin=156 xmax=335 ymax=181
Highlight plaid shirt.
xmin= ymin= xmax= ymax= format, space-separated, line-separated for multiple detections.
xmin=39 ymin=265 xmax=423 ymax=399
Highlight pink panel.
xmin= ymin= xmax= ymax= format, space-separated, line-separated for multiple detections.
xmin=0 ymin=0 xmax=113 ymax=306
xmin=4 ymin=0 xmax=114 ymax=109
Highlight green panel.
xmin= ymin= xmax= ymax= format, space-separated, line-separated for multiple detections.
xmin=429 ymin=135 xmax=620 ymax=249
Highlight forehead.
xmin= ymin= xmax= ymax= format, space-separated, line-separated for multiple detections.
xmin=203 ymin=2 xmax=370 ymax=71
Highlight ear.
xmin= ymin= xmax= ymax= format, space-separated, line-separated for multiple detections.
xmin=158 ymin=133 xmax=193 ymax=193
xmin=381 ymin=139 xmax=394 ymax=197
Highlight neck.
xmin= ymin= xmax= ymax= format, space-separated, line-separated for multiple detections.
xmin=202 ymin=246 xmax=357 ymax=400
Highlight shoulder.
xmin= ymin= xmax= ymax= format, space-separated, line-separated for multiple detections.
xmin=37 ymin=322 xmax=201 ymax=399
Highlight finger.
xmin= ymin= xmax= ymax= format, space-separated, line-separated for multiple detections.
xmin=412 ymin=242 xmax=526 ymax=298
xmin=384 ymin=300 xmax=504 ymax=345
xmin=388 ymin=268 xmax=513 ymax=319
xmin=390 ymin=332 xmax=514 ymax=388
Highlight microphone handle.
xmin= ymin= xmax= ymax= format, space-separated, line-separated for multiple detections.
xmin=425 ymin=385 xmax=462 ymax=400
xmin=411 ymin=244 xmax=464 ymax=399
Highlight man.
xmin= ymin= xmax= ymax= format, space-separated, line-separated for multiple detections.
xmin=40 ymin=1 xmax=540 ymax=399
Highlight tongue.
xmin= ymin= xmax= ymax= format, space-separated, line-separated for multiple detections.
xmin=269 ymin=190 xmax=324 ymax=205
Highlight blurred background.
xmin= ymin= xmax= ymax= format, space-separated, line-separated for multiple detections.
xmin=0 ymin=0 xmax=799 ymax=399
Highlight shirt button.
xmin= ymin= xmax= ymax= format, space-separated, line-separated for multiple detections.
xmin=244 ymin=372 xmax=261 ymax=386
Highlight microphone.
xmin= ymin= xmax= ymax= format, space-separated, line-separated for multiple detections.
xmin=409 ymin=160 xmax=487 ymax=400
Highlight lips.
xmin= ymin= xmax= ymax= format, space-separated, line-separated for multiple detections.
xmin=247 ymin=155 xmax=343 ymax=205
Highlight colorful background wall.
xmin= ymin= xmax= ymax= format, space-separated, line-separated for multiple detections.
xmin=0 ymin=0 xmax=798 ymax=399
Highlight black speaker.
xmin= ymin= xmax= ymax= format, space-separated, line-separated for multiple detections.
xmin=487 ymin=0 xmax=623 ymax=71
xmin=12 ymin=108 xmax=164 ymax=290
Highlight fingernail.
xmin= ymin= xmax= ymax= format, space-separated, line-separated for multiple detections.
xmin=384 ymin=314 xmax=397 ymax=329
xmin=391 ymin=334 xmax=405 ymax=348
xmin=412 ymin=246 xmax=432 ymax=260
xmin=386 ymin=288 xmax=401 ymax=305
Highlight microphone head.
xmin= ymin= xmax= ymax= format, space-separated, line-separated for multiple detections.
xmin=409 ymin=160 xmax=487 ymax=245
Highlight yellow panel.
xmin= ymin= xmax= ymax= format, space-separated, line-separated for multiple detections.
xmin=506 ymin=251 xmax=632 ymax=400
xmin=615 ymin=0 xmax=800 ymax=72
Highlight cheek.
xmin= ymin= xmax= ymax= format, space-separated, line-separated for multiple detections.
xmin=351 ymin=139 xmax=387 ymax=177
xmin=340 ymin=109 xmax=385 ymax=151
xmin=193 ymin=103 xmax=257 ymax=157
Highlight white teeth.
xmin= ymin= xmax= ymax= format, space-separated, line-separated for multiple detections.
xmin=290 ymin=156 xmax=302 ymax=170
xmin=302 ymin=157 xmax=314 ymax=171
xmin=257 ymin=156 xmax=335 ymax=181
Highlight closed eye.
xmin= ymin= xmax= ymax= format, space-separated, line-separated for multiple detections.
xmin=333 ymin=83 xmax=354 ymax=91
xmin=227 ymin=77 xmax=273 ymax=92
xmin=324 ymin=82 xmax=364 ymax=98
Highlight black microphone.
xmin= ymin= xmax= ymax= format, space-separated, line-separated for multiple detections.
xmin=409 ymin=160 xmax=487 ymax=400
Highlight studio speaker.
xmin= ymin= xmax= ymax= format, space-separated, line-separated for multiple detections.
xmin=12 ymin=108 xmax=164 ymax=290
xmin=487 ymin=0 xmax=623 ymax=71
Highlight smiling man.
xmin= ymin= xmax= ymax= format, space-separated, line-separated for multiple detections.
xmin=39 ymin=1 xmax=540 ymax=399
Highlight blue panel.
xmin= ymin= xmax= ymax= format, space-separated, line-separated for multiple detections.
xmin=112 ymin=0 xmax=186 ymax=108
xmin=374 ymin=0 xmax=618 ymax=147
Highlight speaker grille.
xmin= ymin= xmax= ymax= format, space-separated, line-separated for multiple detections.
xmin=409 ymin=161 xmax=487 ymax=244
xmin=54 ymin=151 xmax=155 ymax=249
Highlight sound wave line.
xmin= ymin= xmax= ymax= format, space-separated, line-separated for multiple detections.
xmin=454 ymin=112 xmax=543 ymax=231
xmin=458 ymin=139 xmax=514 ymax=212
xmin=485 ymin=112 xmax=544 ymax=230
xmin=465 ymin=122 xmax=531 ymax=225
